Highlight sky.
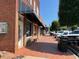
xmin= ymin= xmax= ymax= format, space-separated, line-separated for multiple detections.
xmin=40 ymin=0 xmax=59 ymax=27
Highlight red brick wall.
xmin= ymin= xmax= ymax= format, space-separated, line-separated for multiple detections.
xmin=0 ymin=0 xmax=18 ymax=52
xmin=36 ymin=0 xmax=40 ymax=13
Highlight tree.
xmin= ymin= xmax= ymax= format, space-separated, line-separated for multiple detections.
xmin=50 ymin=20 xmax=60 ymax=31
xmin=71 ymin=25 xmax=77 ymax=31
xmin=59 ymin=0 xmax=79 ymax=26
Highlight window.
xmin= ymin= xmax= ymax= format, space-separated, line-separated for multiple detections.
xmin=19 ymin=0 xmax=26 ymax=13
xmin=63 ymin=32 xmax=68 ymax=35
xmin=33 ymin=25 xmax=37 ymax=35
xmin=34 ymin=0 xmax=36 ymax=13
xmin=18 ymin=18 xmax=23 ymax=40
xmin=26 ymin=20 xmax=33 ymax=36
xmin=19 ymin=0 xmax=22 ymax=11
xmin=0 ymin=22 xmax=8 ymax=34
xmin=70 ymin=31 xmax=79 ymax=34
xmin=37 ymin=7 xmax=39 ymax=16
xmin=30 ymin=0 xmax=32 ymax=5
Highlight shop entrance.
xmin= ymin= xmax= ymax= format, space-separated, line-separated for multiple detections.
xmin=18 ymin=16 xmax=23 ymax=48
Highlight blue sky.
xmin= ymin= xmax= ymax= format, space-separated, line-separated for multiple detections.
xmin=40 ymin=0 xmax=59 ymax=26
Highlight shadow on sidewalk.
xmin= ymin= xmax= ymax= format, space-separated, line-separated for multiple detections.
xmin=27 ymin=42 xmax=73 ymax=56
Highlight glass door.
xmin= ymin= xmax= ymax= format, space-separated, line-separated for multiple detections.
xmin=18 ymin=16 xmax=23 ymax=48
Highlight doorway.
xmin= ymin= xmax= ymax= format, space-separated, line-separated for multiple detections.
xmin=18 ymin=15 xmax=24 ymax=48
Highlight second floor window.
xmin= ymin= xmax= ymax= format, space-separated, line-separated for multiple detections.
xmin=19 ymin=0 xmax=22 ymax=11
xmin=37 ymin=7 xmax=39 ymax=16
xmin=30 ymin=0 xmax=32 ymax=5
xmin=34 ymin=0 xmax=36 ymax=13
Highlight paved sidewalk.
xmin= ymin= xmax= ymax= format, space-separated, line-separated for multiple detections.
xmin=22 ymin=56 xmax=47 ymax=59
xmin=0 ymin=51 xmax=15 ymax=59
xmin=16 ymin=36 xmax=76 ymax=59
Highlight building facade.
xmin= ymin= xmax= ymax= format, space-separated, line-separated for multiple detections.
xmin=0 ymin=0 xmax=44 ymax=53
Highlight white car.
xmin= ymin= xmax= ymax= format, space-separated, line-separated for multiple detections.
xmin=61 ymin=30 xmax=79 ymax=38
xmin=55 ymin=31 xmax=64 ymax=37
xmin=56 ymin=30 xmax=71 ymax=38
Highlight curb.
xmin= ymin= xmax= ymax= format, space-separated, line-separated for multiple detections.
xmin=68 ymin=50 xmax=79 ymax=59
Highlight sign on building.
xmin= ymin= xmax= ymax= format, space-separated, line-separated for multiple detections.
xmin=0 ymin=22 xmax=8 ymax=34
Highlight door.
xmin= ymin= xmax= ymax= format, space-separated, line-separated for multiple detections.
xmin=18 ymin=16 xmax=23 ymax=48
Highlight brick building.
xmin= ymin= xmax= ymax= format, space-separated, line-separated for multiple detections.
xmin=0 ymin=0 xmax=44 ymax=53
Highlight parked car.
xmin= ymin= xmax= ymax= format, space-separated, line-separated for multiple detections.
xmin=61 ymin=30 xmax=79 ymax=38
xmin=55 ymin=31 xmax=63 ymax=37
xmin=56 ymin=30 xmax=71 ymax=38
xmin=50 ymin=31 xmax=56 ymax=36
xmin=58 ymin=30 xmax=79 ymax=56
xmin=59 ymin=31 xmax=71 ymax=37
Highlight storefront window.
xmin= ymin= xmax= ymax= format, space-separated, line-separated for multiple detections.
xmin=18 ymin=17 xmax=23 ymax=41
xmin=26 ymin=20 xmax=33 ymax=36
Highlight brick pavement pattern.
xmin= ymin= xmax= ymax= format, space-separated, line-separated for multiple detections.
xmin=16 ymin=36 xmax=76 ymax=59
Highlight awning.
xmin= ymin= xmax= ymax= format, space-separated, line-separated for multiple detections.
xmin=19 ymin=2 xmax=45 ymax=28
xmin=22 ymin=13 xmax=44 ymax=28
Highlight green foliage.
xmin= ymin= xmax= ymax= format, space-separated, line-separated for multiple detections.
xmin=71 ymin=25 xmax=78 ymax=31
xmin=50 ymin=20 xmax=60 ymax=31
xmin=59 ymin=0 xmax=79 ymax=26
xmin=60 ymin=26 xmax=67 ymax=30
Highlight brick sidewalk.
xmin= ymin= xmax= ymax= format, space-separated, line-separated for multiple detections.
xmin=22 ymin=56 xmax=47 ymax=59
xmin=16 ymin=36 xmax=76 ymax=59
xmin=0 ymin=51 xmax=15 ymax=59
